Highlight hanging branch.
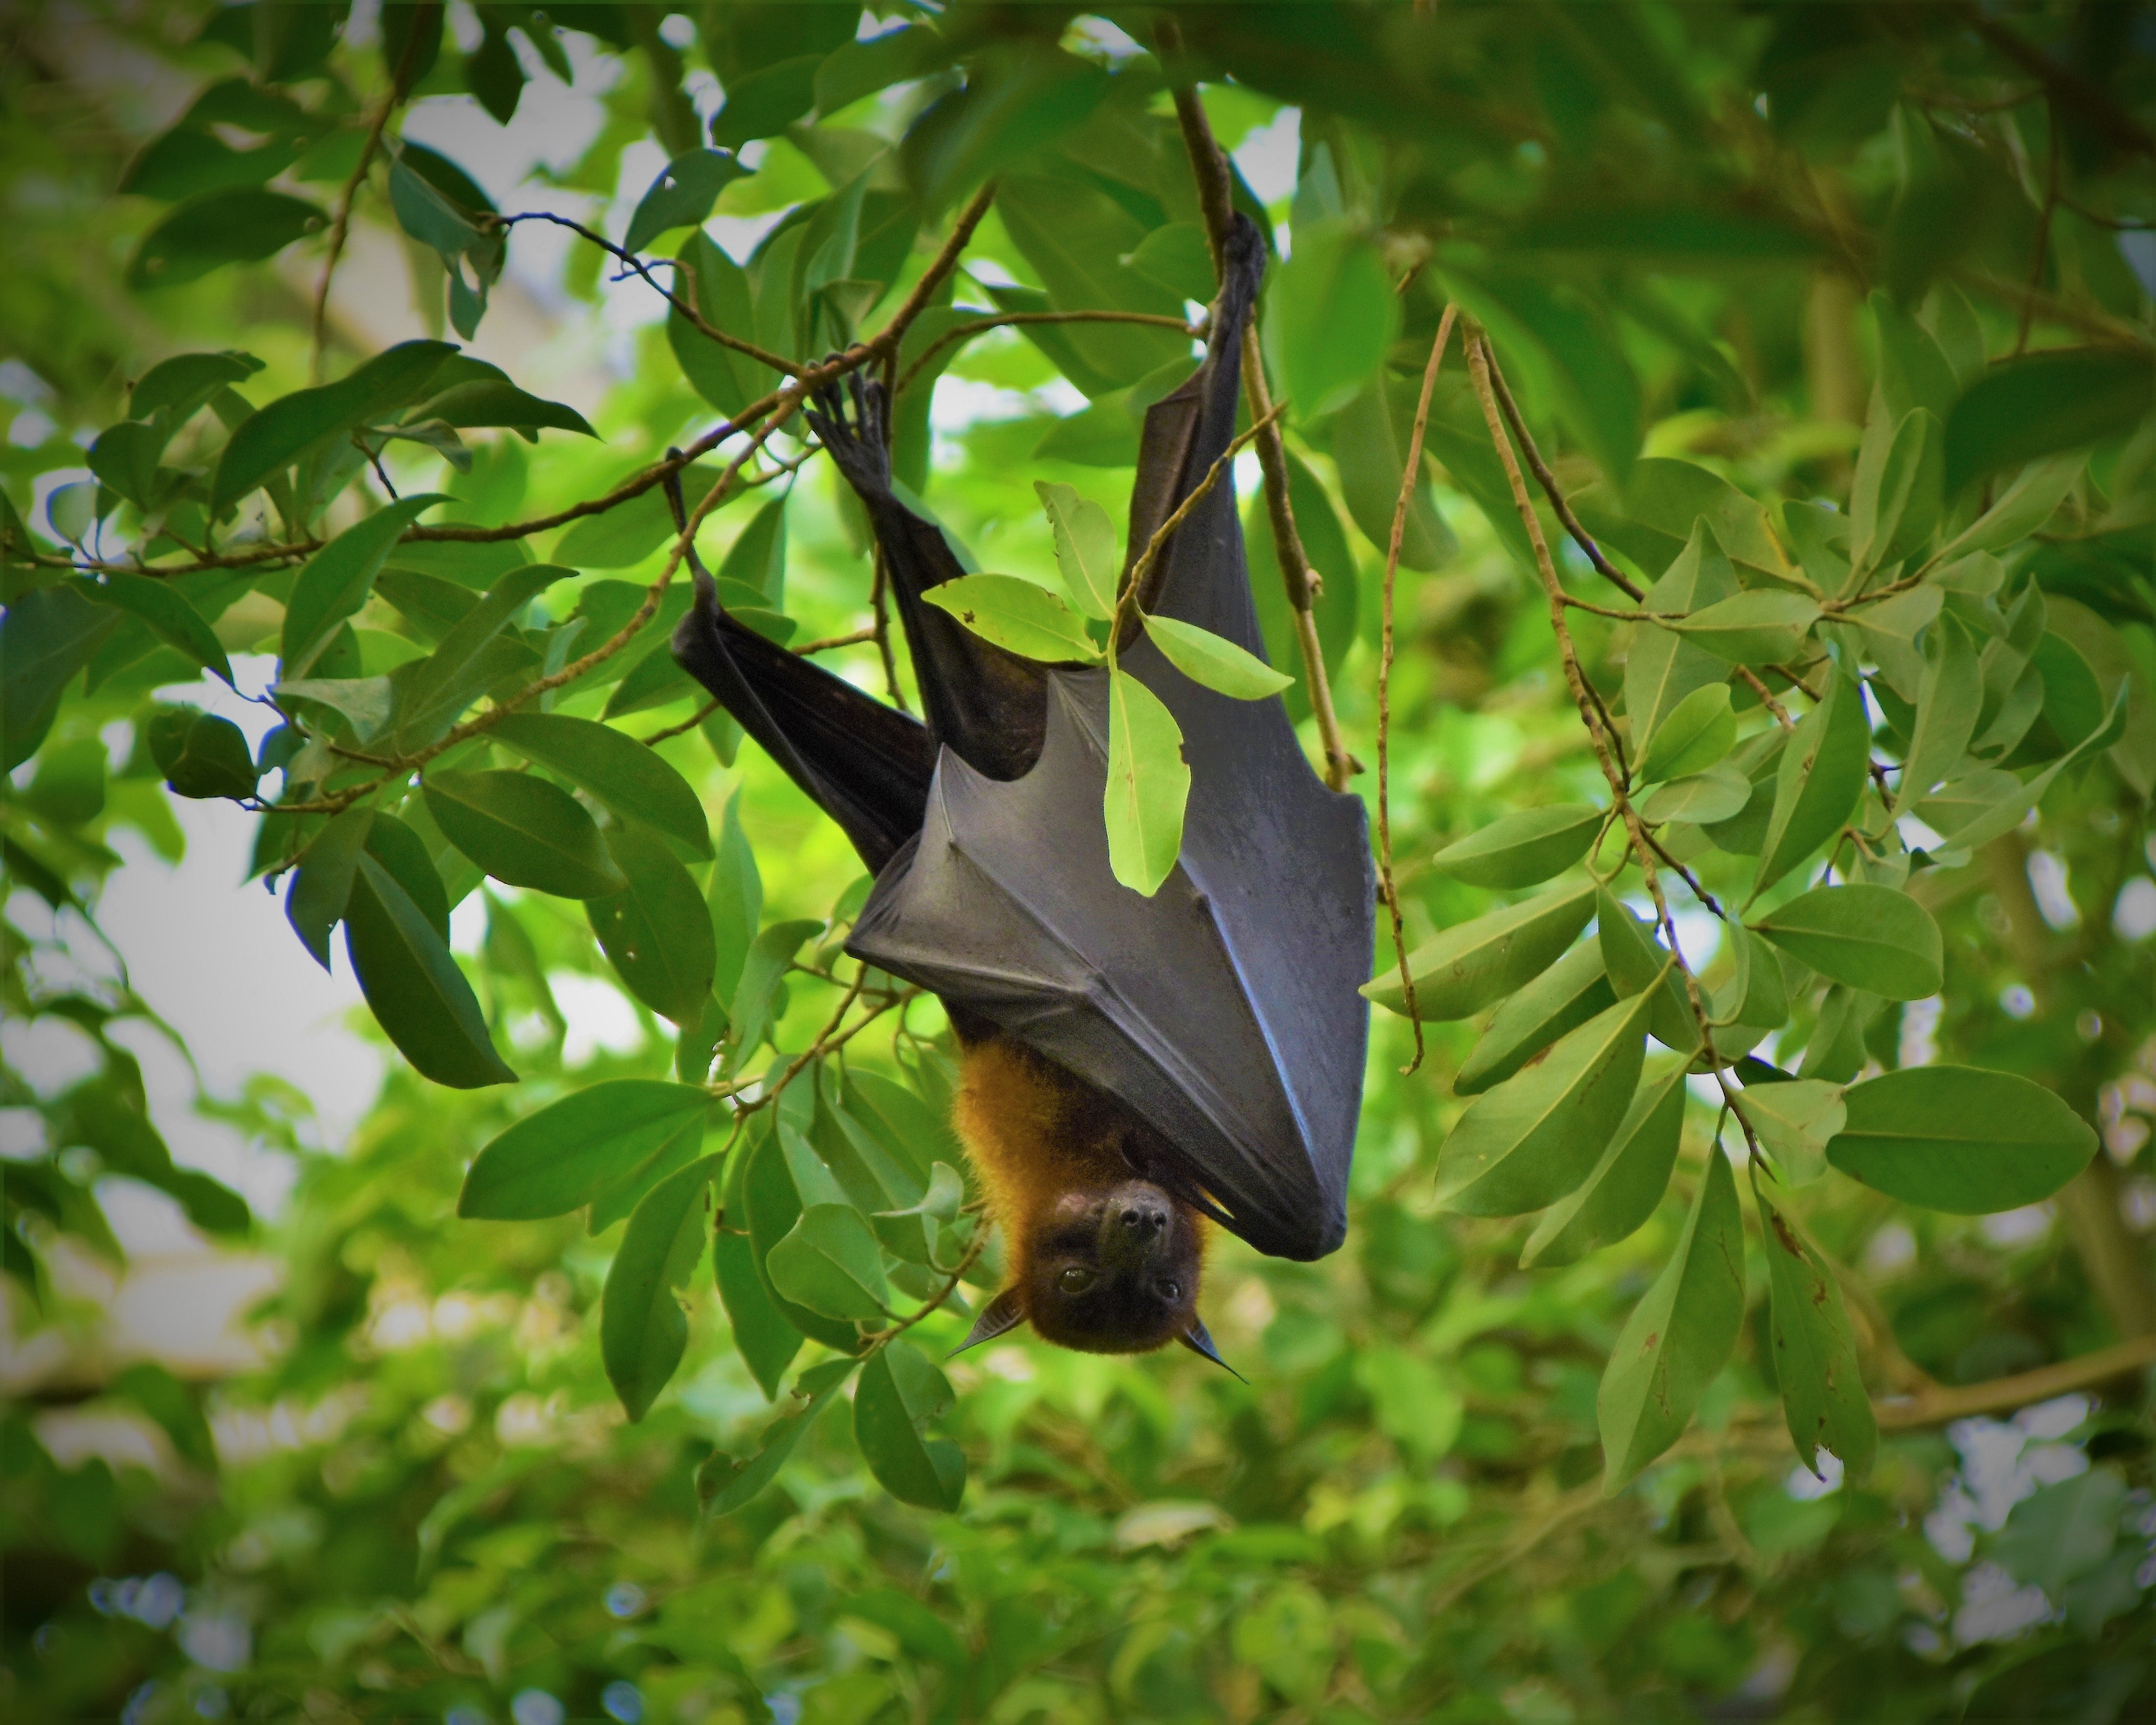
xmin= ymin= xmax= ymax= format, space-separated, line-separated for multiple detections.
xmin=311 ymin=3 xmax=434 ymax=381
xmin=1375 ymin=306 xmax=1458 ymax=1073
xmin=1159 ymin=25 xmax=1358 ymax=791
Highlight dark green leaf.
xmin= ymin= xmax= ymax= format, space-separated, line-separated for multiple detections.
xmin=1521 ymin=1060 xmax=1686 ymax=1267
xmin=1369 ymin=879 xmax=1597 ymax=1021
xmin=553 ymin=461 xmax=727 ymax=567
xmin=388 ymin=561 xmax=567 ymax=751
xmin=742 ymin=1121 xmax=862 ymax=1355
xmin=214 ymin=343 xmax=456 ymax=516
xmin=725 ymin=918 xmax=822 ymax=1069
xmin=1669 ymin=589 xmax=1820 ymax=666
xmin=1326 ymin=376 xmax=1453 ymax=571
xmin=1598 ymin=1144 xmax=1744 ymax=1492
xmin=417 ymin=380 xmax=596 ymax=439
xmin=1434 ymin=990 xmax=1653 ymax=1217
xmin=1714 ymin=921 xmax=1789 ymax=1031
xmin=710 ymin=53 xmax=821 ymax=149
xmin=126 ymin=187 xmax=324 ymax=290
xmin=363 ymin=811 xmax=450 ymax=941
xmin=343 ymin=855 xmax=514 ymax=1089
xmin=0 ymin=585 xmax=121 ymax=772
xmin=423 ymin=769 xmax=626 ymax=899
xmin=708 ymin=788 xmax=764 ymax=1007
xmin=1851 ymin=407 xmax=1943 ymax=572
xmin=699 ymin=1358 xmax=858 ymax=1516
xmin=489 ymin=712 xmax=711 ymax=859
xmin=624 ymin=149 xmax=748 ymax=253
xmin=1753 ymin=1167 xmax=1876 ymax=1481
xmin=1827 ymin=1066 xmax=2097 ymax=1213
xmin=461 ymin=1080 xmax=710 ymax=1220
xmin=86 ymin=574 xmax=232 ymax=685
xmin=162 ymin=713 xmax=260 ymax=800
xmin=767 ymin=1204 xmax=889 ymax=1321
xmin=1432 ymin=805 xmax=1602 ymax=890
xmin=1638 ymin=762 xmax=1750 ymax=825
xmin=1596 ymin=889 xmax=1698 ymax=1053
xmin=1993 ymin=1470 xmax=2126 ymax=1598
xmin=1753 ymin=661 xmax=1871 ymax=896
xmin=129 ymin=350 xmax=262 ymax=421
xmin=602 ymin=1155 xmax=719 ymax=1421
xmin=284 ymin=804 xmax=375 ymax=970
xmin=854 ymin=1343 xmax=967 ymax=1512
xmin=669 ymin=233 xmax=767 ymax=418
xmin=588 ymin=825 xmax=717 ymax=1025
xmin=1456 ymin=940 xmax=1615 ymax=1097
xmin=1752 ymin=885 xmax=1942 ymax=1001
xmin=1624 ymin=521 xmax=1738 ymax=757
xmin=1944 ymin=348 xmax=2155 ymax=495
xmin=1640 ymin=683 xmax=1735 ymax=783
xmin=995 ymin=174 xmax=1185 ymax=388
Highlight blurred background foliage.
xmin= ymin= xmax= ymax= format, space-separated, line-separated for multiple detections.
xmin=3 ymin=2 xmax=2155 ymax=1722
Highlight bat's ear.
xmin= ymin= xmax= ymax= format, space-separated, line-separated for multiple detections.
xmin=948 ymin=1286 xmax=1026 ymax=1357
xmin=1177 ymin=1318 xmax=1246 ymax=1381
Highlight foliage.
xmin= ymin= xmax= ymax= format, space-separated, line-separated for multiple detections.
xmin=3 ymin=2 xmax=2155 ymax=1720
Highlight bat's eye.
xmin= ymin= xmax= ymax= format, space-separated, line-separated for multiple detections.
xmin=1058 ymin=1266 xmax=1097 ymax=1294
xmin=1158 ymin=1280 xmax=1180 ymax=1302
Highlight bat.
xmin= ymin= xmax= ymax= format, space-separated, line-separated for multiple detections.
xmin=670 ymin=216 xmax=1373 ymax=1367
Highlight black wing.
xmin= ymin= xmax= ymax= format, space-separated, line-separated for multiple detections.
xmin=850 ymin=217 xmax=1374 ymax=1259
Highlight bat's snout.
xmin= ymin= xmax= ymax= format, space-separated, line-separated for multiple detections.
xmin=1097 ymin=1180 xmax=1178 ymax=1270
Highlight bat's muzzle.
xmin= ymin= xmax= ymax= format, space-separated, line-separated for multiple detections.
xmin=1095 ymin=1179 xmax=1178 ymax=1273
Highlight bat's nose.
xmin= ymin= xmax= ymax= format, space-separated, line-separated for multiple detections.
xmin=1120 ymin=1202 xmax=1167 ymax=1234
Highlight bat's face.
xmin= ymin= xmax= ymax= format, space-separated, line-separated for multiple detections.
xmin=1018 ymin=1177 xmax=1205 ymax=1354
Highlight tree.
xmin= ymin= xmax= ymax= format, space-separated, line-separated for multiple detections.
xmin=3 ymin=3 xmax=2153 ymax=1721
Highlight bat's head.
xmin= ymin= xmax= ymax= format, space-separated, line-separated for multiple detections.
xmin=1009 ymin=1176 xmax=1205 ymax=1354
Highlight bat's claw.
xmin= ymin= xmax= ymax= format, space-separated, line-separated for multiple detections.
xmin=803 ymin=361 xmax=893 ymax=501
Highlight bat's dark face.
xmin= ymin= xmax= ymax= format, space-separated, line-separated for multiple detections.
xmin=1019 ymin=1177 xmax=1204 ymax=1354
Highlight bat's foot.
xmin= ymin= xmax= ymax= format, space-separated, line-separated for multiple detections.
xmin=803 ymin=364 xmax=893 ymax=502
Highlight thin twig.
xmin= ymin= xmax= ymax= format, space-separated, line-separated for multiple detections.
xmin=310 ymin=15 xmax=428 ymax=381
xmin=1876 ymin=1332 xmax=2156 ymax=1428
xmin=868 ymin=545 xmax=907 ymax=713
xmin=794 ymin=627 xmax=876 ymax=656
xmin=1376 ymin=305 xmax=1457 ymax=1071
xmin=640 ymin=698 xmax=720 ymax=746
xmin=1162 ymin=39 xmax=1358 ymax=790
xmin=1481 ymin=351 xmax=1646 ymax=602
xmin=1114 ymin=401 xmax=1287 ymax=642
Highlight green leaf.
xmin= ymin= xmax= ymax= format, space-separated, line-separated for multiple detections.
xmin=284 ymin=804 xmax=375 ymax=970
xmin=272 ymin=673 xmax=395 ymax=743
xmin=130 ymin=349 xmax=261 ymax=421
xmin=1638 ymin=762 xmax=1750 ymax=826
xmin=1328 ymin=377 xmax=1454 ymax=571
xmin=1032 ymin=480 xmax=1119 ymax=621
xmin=1752 ymin=885 xmax=1942 ymax=1001
xmin=920 ymin=574 xmax=1098 ymax=663
xmin=1754 ymin=661 xmax=1871 ymax=896
xmin=1943 ymin=348 xmax=2155 ymax=495
xmin=710 ymin=53 xmax=821 ymax=148
xmin=423 ymin=769 xmax=626 ymax=899
xmin=1844 ymin=585 xmax=1941 ymax=702
xmin=602 ymin=1154 xmax=718 ymax=1421
xmin=1624 ymin=520 xmax=1738 ymax=757
xmin=1104 ymin=666 xmax=1189 ymax=897
xmin=1827 ymin=1066 xmax=2097 ymax=1213
xmin=1851 ymin=408 xmax=1943 ymax=572
xmin=741 ymin=1122 xmax=862 ymax=1355
xmin=1127 ymin=221 xmax=1216 ymax=303
xmin=1142 ymin=614 xmax=1293 ymax=700
xmin=1456 ymin=940 xmax=1615 ymax=1097
xmin=1752 ymin=1167 xmax=1876 ymax=1481
xmin=110 ymin=1361 xmax=219 ymax=1474
xmin=624 ymin=148 xmax=748 ymax=253
xmin=1596 ymin=890 xmax=1698 ymax=1053
xmin=389 ymin=561 xmax=566 ymax=751
xmin=417 ymin=380 xmax=596 ymax=439
xmin=720 ymin=493 xmax=789 ymax=604
xmin=0 ymin=585 xmax=121 ymax=771
xmin=1598 ymin=1145 xmax=1745 ymax=1493
xmin=279 ymin=496 xmax=444 ymax=676
xmin=699 ymin=1358 xmax=859 ymax=1516
xmin=85 ymin=574 xmax=233 ymax=686
xmin=126 ymin=186 xmax=324 ymax=290
xmin=1433 ymin=990 xmax=1654 ymax=1217
xmin=708 ymin=787 xmax=764 ymax=1006
xmin=1934 ymin=454 xmax=2085 ymax=561
xmin=854 ymin=1343 xmax=967 ymax=1512
xmin=1668 ymin=590 xmax=1820 ymax=666
xmin=1262 ymin=220 xmax=1400 ymax=417
xmin=213 ymin=342 xmax=457 ymax=516
xmin=364 ymin=811 xmax=450 ymax=940
xmin=1521 ymin=1060 xmax=1686 ymax=1267
xmin=1368 ymin=879 xmax=1597 ymax=1021
xmin=488 ymin=712 xmax=712 ymax=859
xmin=669 ymin=234 xmax=766 ymax=418
xmin=725 ymin=918 xmax=821 ymax=1071
xmin=767 ymin=1204 xmax=889 ymax=1321
xmin=1993 ymin=1469 xmax=2127 ymax=1598
xmin=343 ymin=855 xmax=514 ymax=1089
xmin=1432 ymin=805 xmax=1602 ymax=890
xmin=1640 ymin=682 xmax=1735 ymax=783
xmin=714 ymin=1208 xmax=801 ymax=1403
xmin=161 ymin=713 xmax=260 ymax=800
xmin=1741 ymin=1078 xmax=1847 ymax=1188
xmin=461 ymin=1080 xmax=710 ymax=1220
xmin=587 ymin=826 xmax=718 ymax=1025
xmin=995 ymin=172 xmax=1185 ymax=388
xmin=1714 ymin=921 xmax=1789 ymax=1031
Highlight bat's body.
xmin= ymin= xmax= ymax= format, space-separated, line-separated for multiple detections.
xmin=673 ymin=218 xmax=1374 ymax=1361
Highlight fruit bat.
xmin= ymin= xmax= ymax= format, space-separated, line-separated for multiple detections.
xmin=671 ymin=216 xmax=1372 ymax=1366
